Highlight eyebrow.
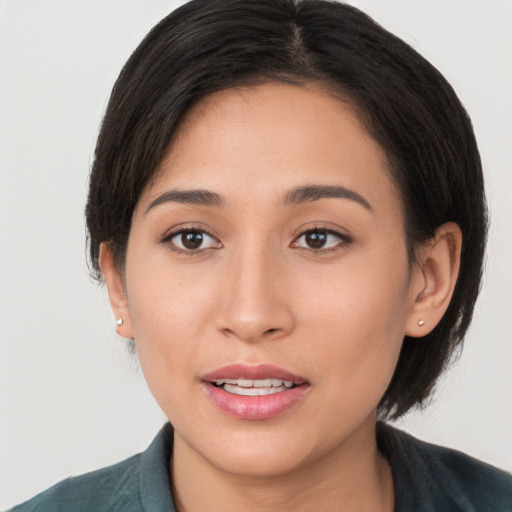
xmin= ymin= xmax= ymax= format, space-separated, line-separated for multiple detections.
xmin=145 ymin=184 xmax=372 ymax=213
xmin=284 ymin=185 xmax=372 ymax=211
xmin=145 ymin=189 xmax=224 ymax=213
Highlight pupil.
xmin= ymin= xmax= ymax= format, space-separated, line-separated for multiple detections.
xmin=182 ymin=231 xmax=203 ymax=249
xmin=306 ymin=231 xmax=326 ymax=249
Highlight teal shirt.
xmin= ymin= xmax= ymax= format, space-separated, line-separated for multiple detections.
xmin=10 ymin=423 xmax=512 ymax=511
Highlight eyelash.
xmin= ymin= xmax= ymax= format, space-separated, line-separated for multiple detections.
xmin=160 ymin=226 xmax=221 ymax=254
xmin=290 ymin=226 xmax=352 ymax=253
xmin=160 ymin=225 xmax=351 ymax=255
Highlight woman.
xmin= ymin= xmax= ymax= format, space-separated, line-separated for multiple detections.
xmin=5 ymin=0 xmax=511 ymax=510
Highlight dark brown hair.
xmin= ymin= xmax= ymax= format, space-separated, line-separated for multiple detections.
xmin=86 ymin=0 xmax=487 ymax=419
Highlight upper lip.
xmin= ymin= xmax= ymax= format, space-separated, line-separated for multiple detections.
xmin=202 ymin=363 xmax=307 ymax=385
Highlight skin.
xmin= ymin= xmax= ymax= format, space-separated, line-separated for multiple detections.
xmin=100 ymin=83 xmax=461 ymax=512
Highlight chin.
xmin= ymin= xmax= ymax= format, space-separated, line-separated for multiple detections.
xmin=179 ymin=420 xmax=328 ymax=478
xmin=212 ymin=442 xmax=309 ymax=478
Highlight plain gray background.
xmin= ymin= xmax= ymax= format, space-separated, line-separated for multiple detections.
xmin=1 ymin=0 xmax=511 ymax=508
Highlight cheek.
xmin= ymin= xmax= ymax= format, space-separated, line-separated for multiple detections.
xmin=127 ymin=263 xmax=215 ymax=353
xmin=295 ymin=252 xmax=411 ymax=403
xmin=125 ymin=269 xmax=217 ymax=426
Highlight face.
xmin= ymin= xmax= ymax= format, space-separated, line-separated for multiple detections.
xmin=113 ymin=83 xmax=424 ymax=477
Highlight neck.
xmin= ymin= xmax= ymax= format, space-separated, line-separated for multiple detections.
xmin=170 ymin=415 xmax=394 ymax=512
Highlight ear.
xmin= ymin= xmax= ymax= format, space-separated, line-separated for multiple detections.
xmin=405 ymin=222 xmax=462 ymax=337
xmin=98 ymin=242 xmax=134 ymax=339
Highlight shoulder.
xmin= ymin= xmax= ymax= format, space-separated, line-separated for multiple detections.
xmin=8 ymin=454 xmax=143 ymax=512
xmin=413 ymin=435 xmax=512 ymax=509
xmin=378 ymin=422 xmax=512 ymax=512
xmin=8 ymin=424 xmax=175 ymax=512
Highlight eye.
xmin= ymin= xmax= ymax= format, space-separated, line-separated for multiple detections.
xmin=165 ymin=228 xmax=221 ymax=252
xmin=292 ymin=229 xmax=348 ymax=251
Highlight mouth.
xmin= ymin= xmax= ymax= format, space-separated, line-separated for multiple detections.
xmin=201 ymin=364 xmax=309 ymax=420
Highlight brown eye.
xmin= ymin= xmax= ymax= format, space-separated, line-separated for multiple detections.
xmin=304 ymin=231 xmax=328 ymax=249
xmin=168 ymin=229 xmax=220 ymax=251
xmin=182 ymin=231 xmax=204 ymax=249
xmin=293 ymin=229 xmax=347 ymax=251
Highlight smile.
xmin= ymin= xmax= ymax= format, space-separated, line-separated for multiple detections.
xmin=202 ymin=364 xmax=309 ymax=420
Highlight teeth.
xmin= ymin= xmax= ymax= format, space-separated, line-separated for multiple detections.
xmin=215 ymin=378 xmax=294 ymax=388
xmin=222 ymin=383 xmax=288 ymax=396
xmin=238 ymin=378 xmax=256 ymax=388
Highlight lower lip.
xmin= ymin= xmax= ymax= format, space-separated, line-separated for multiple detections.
xmin=203 ymin=383 xmax=309 ymax=420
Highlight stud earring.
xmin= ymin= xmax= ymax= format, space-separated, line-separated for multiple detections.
xmin=116 ymin=318 xmax=124 ymax=326
xmin=417 ymin=319 xmax=425 ymax=326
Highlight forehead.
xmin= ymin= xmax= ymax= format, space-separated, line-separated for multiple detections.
xmin=140 ymin=82 xmax=401 ymax=217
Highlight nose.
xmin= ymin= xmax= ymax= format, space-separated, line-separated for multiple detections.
xmin=214 ymin=246 xmax=295 ymax=344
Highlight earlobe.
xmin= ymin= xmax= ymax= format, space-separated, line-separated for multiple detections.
xmin=405 ymin=222 xmax=462 ymax=338
xmin=98 ymin=243 xmax=134 ymax=339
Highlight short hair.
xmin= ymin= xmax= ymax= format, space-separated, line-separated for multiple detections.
xmin=86 ymin=0 xmax=487 ymax=419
